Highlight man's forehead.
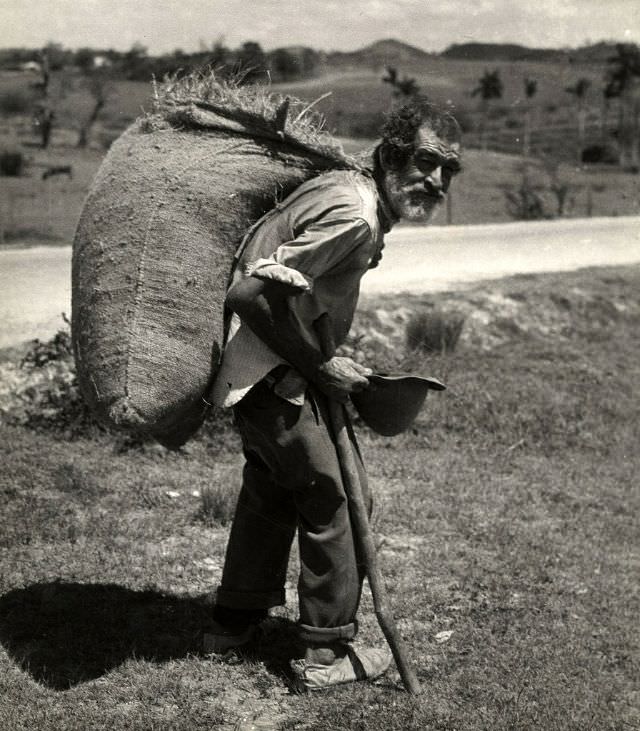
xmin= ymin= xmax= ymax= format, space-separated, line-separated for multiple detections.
xmin=415 ymin=124 xmax=461 ymax=159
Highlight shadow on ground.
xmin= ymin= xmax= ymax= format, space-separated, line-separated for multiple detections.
xmin=0 ymin=581 xmax=300 ymax=690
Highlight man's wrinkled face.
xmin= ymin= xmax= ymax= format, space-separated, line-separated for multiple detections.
xmin=383 ymin=124 xmax=462 ymax=222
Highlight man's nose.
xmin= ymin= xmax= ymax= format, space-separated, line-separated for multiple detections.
xmin=425 ymin=166 xmax=443 ymax=192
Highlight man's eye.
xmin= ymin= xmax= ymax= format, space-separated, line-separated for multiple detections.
xmin=415 ymin=154 xmax=437 ymax=169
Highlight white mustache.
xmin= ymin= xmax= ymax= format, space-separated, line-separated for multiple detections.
xmin=406 ymin=187 xmax=444 ymax=202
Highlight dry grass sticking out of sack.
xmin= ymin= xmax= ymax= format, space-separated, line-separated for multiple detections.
xmin=72 ymin=71 xmax=365 ymax=449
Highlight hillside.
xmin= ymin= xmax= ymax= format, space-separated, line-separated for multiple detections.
xmin=321 ymin=38 xmax=622 ymax=69
xmin=437 ymin=40 xmax=620 ymax=64
xmin=326 ymin=38 xmax=436 ymax=70
xmin=442 ymin=42 xmax=567 ymax=63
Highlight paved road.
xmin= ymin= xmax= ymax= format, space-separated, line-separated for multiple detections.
xmin=1 ymin=216 xmax=640 ymax=348
xmin=362 ymin=215 xmax=640 ymax=294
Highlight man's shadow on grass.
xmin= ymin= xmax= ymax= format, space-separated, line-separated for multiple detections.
xmin=0 ymin=581 xmax=301 ymax=690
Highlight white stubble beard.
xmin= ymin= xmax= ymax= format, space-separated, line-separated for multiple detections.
xmin=384 ymin=170 xmax=441 ymax=223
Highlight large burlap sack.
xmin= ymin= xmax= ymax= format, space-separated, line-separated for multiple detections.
xmin=72 ymin=93 xmax=362 ymax=448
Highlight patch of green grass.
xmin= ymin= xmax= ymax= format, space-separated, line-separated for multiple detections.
xmin=1 ymin=266 xmax=639 ymax=729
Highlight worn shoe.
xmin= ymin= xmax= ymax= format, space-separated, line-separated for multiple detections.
xmin=203 ymin=619 xmax=259 ymax=654
xmin=290 ymin=645 xmax=392 ymax=692
xmin=203 ymin=606 xmax=268 ymax=654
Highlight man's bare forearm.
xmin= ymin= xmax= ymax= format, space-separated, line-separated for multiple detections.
xmin=226 ymin=276 xmax=325 ymax=382
xmin=225 ymin=276 xmax=370 ymax=401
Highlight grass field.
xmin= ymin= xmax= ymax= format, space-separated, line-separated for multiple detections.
xmin=1 ymin=264 xmax=638 ymax=730
xmin=1 ymin=140 xmax=639 ymax=248
xmin=1 ymin=59 xmax=640 ymax=246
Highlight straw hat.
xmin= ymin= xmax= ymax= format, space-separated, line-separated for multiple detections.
xmin=351 ymin=373 xmax=445 ymax=436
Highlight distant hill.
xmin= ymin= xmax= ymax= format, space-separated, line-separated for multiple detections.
xmin=567 ymin=41 xmax=620 ymax=64
xmin=442 ymin=43 xmax=566 ymax=62
xmin=326 ymin=38 xmax=435 ymax=70
xmin=320 ymin=38 xmax=623 ymax=74
xmin=441 ymin=41 xmax=620 ymax=64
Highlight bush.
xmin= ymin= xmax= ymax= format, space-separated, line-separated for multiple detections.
xmin=406 ymin=309 xmax=465 ymax=355
xmin=0 ymin=88 xmax=32 ymax=116
xmin=504 ymin=169 xmax=549 ymax=220
xmin=0 ymin=149 xmax=24 ymax=176
xmin=0 ymin=328 xmax=99 ymax=437
xmin=1 ymin=326 xmax=240 ymax=448
xmin=197 ymin=483 xmax=238 ymax=526
xmin=581 ymin=143 xmax=618 ymax=164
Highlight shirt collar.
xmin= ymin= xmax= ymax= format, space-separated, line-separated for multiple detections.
xmin=362 ymin=166 xmax=399 ymax=233
xmin=376 ymin=185 xmax=399 ymax=233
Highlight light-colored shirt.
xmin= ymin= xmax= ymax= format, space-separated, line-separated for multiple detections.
xmin=211 ymin=168 xmax=396 ymax=408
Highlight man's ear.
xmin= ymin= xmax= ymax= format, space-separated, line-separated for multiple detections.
xmin=377 ymin=144 xmax=395 ymax=173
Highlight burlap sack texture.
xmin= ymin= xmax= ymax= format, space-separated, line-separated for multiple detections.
xmin=72 ymin=88 xmax=364 ymax=448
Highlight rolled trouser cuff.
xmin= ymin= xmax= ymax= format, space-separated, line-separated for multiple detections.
xmin=298 ymin=621 xmax=358 ymax=644
xmin=215 ymin=587 xmax=285 ymax=610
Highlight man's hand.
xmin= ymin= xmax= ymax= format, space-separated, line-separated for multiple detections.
xmin=314 ymin=357 xmax=372 ymax=403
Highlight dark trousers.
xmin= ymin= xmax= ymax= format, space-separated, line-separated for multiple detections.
xmin=216 ymin=378 xmax=371 ymax=644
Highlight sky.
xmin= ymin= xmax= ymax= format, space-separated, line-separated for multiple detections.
xmin=1 ymin=0 xmax=639 ymax=55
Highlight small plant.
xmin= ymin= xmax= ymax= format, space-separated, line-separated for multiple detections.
xmin=2 ymin=326 xmax=99 ymax=437
xmin=504 ymin=168 xmax=548 ymax=220
xmin=406 ymin=309 xmax=465 ymax=355
xmin=54 ymin=461 xmax=104 ymax=503
xmin=0 ymin=88 xmax=33 ymax=116
xmin=197 ymin=484 xmax=238 ymax=526
xmin=0 ymin=149 xmax=25 ymax=177
xmin=20 ymin=328 xmax=72 ymax=367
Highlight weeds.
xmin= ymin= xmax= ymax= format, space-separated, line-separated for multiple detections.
xmin=504 ymin=167 xmax=549 ymax=220
xmin=406 ymin=309 xmax=465 ymax=355
xmin=197 ymin=483 xmax=238 ymax=526
xmin=53 ymin=461 xmax=105 ymax=503
xmin=1 ymin=326 xmax=98 ymax=437
xmin=0 ymin=148 xmax=25 ymax=176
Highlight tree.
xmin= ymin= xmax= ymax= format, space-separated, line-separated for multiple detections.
xmin=472 ymin=69 xmax=503 ymax=150
xmin=236 ymin=41 xmax=267 ymax=83
xmin=565 ymin=77 xmax=592 ymax=161
xmin=605 ymin=43 xmax=640 ymax=169
xmin=77 ymin=72 xmax=110 ymax=148
xmin=42 ymin=41 xmax=68 ymax=71
xmin=209 ymin=37 xmax=230 ymax=73
xmin=382 ymin=66 xmax=420 ymax=100
xmin=523 ymin=77 xmax=538 ymax=156
xmin=75 ymin=47 xmax=95 ymax=74
xmin=270 ymin=48 xmax=299 ymax=82
xmin=121 ymin=42 xmax=148 ymax=80
xmin=33 ymin=46 xmax=54 ymax=148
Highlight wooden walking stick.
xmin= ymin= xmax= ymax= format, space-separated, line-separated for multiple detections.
xmin=315 ymin=314 xmax=422 ymax=695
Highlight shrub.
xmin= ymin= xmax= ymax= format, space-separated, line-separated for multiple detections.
xmin=581 ymin=143 xmax=618 ymax=164
xmin=0 ymin=149 xmax=24 ymax=176
xmin=406 ymin=309 xmax=465 ymax=355
xmin=197 ymin=484 xmax=238 ymax=526
xmin=504 ymin=171 xmax=549 ymax=220
xmin=0 ymin=88 xmax=32 ymax=116
xmin=1 ymin=327 xmax=99 ymax=437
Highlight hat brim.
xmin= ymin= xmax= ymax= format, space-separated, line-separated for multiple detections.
xmin=351 ymin=373 xmax=445 ymax=436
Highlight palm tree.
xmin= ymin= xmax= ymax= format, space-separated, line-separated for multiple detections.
xmin=382 ymin=66 xmax=421 ymax=100
xmin=565 ymin=78 xmax=592 ymax=161
xmin=605 ymin=43 xmax=640 ymax=169
xmin=523 ymin=77 xmax=538 ymax=156
xmin=472 ymin=70 xmax=503 ymax=150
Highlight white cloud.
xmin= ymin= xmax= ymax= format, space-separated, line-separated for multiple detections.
xmin=1 ymin=0 xmax=638 ymax=53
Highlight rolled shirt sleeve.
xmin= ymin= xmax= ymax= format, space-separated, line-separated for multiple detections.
xmin=244 ymin=216 xmax=372 ymax=292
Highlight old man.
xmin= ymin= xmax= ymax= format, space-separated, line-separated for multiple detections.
xmin=208 ymin=98 xmax=462 ymax=690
